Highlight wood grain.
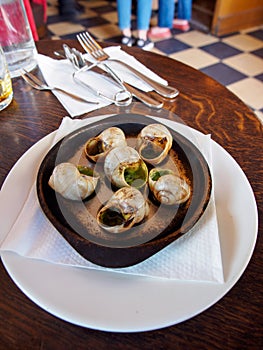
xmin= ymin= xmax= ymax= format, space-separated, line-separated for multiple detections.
xmin=0 ymin=40 xmax=262 ymax=349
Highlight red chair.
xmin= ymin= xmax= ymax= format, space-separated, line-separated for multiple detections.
xmin=24 ymin=0 xmax=47 ymax=40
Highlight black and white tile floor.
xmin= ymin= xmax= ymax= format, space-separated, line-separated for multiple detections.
xmin=46 ymin=0 xmax=263 ymax=123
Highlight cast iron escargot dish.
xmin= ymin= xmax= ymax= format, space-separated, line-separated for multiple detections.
xmin=37 ymin=114 xmax=212 ymax=268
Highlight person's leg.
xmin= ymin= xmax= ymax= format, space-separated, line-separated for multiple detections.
xmin=177 ymin=0 xmax=192 ymax=20
xmin=117 ymin=0 xmax=132 ymax=32
xmin=158 ymin=0 xmax=175 ymax=28
xmin=148 ymin=0 xmax=174 ymax=39
xmin=136 ymin=0 xmax=152 ymax=38
xmin=136 ymin=0 xmax=154 ymax=50
xmin=117 ymin=0 xmax=133 ymax=45
xmin=173 ymin=0 xmax=192 ymax=31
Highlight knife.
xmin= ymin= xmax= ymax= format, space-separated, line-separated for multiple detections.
xmin=123 ymin=82 xmax=163 ymax=108
xmin=106 ymin=59 xmax=179 ymax=99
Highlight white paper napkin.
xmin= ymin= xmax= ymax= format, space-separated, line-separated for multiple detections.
xmin=0 ymin=116 xmax=224 ymax=283
xmin=37 ymin=47 xmax=168 ymax=118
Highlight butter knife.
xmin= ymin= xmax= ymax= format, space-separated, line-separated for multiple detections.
xmin=123 ymin=82 xmax=163 ymax=108
xmin=105 ymin=59 xmax=179 ymax=99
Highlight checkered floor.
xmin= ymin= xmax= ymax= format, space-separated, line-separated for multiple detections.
xmin=46 ymin=0 xmax=263 ymax=123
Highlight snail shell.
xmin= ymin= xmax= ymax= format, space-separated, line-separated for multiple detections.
xmin=104 ymin=146 xmax=148 ymax=189
xmin=136 ymin=124 xmax=173 ymax=165
xmin=84 ymin=127 xmax=127 ymax=162
xmin=48 ymin=162 xmax=99 ymax=201
xmin=149 ymin=168 xmax=191 ymax=205
xmin=97 ymin=187 xmax=149 ymax=233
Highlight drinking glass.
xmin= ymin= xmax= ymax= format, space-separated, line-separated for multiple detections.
xmin=0 ymin=0 xmax=38 ymax=77
xmin=0 ymin=45 xmax=13 ymax=111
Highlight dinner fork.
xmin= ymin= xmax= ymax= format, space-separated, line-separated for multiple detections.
xmin=21 ymin=69 xmax=98 ymax=104
xmin=77 ymin=31 xmax=179 ymax=99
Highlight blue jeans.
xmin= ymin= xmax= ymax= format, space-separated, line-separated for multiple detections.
xmin=117 ymin=0 xmax=153 ymax=30
xmin=158 ymin=0 xmax=192 ymax=28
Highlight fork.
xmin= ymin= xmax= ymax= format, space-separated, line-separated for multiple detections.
xmin=21 ymin=69 xmax=99 ymax=104
xmin=77 ymin=31 xmax=179 ymax=99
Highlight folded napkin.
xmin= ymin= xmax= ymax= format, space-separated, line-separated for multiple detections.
xmin=37 ymin=47 xmax=168 ymax=118
xmin=0 ymin=116 xmax=224 ymax=282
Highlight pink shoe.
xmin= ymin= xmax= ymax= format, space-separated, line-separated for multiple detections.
xmin=172 ymin=19 xmax=190 ymax=32
xmin=148 ymin=27 xmax=171 ymax=39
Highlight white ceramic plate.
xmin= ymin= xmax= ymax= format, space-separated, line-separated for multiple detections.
xmin=0 ymin=116 xmax=258 ymax=332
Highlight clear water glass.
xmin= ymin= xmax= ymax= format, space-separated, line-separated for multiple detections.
xmin=0 ymin=45 xmax=13 ymax=111
xmin=0 ymin=0 xmax=37 ymax=77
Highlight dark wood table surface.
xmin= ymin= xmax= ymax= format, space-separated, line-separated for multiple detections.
xmin=0 ymin=40 xmax=262 ymax=349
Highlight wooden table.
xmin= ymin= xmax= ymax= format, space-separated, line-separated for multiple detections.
xmin=0 ymin=40 xmax=262 ymax=349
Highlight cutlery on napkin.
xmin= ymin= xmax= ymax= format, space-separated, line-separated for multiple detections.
xmin=76 ymin=32 xmax=179 ymax=98
xmin=37 ymin=47 xmax=170 ymax=117
xmin=0 ymin=115 xmax=224 ymax=283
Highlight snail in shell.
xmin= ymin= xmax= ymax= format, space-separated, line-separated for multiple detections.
xmin=104 ymin=146 xmax=148 ymax=189
xmin=136 ymin=124 xmax=173 ymax=165
xmin=149 ymin=168 xmax=191 ymax=205
xmin=48 ymin=162 xmax=99 ymax=201
xmin=84 ymin=127 xmax=127 ymax=162
xmin=97 ymin=187 xmax=149 ymax=233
